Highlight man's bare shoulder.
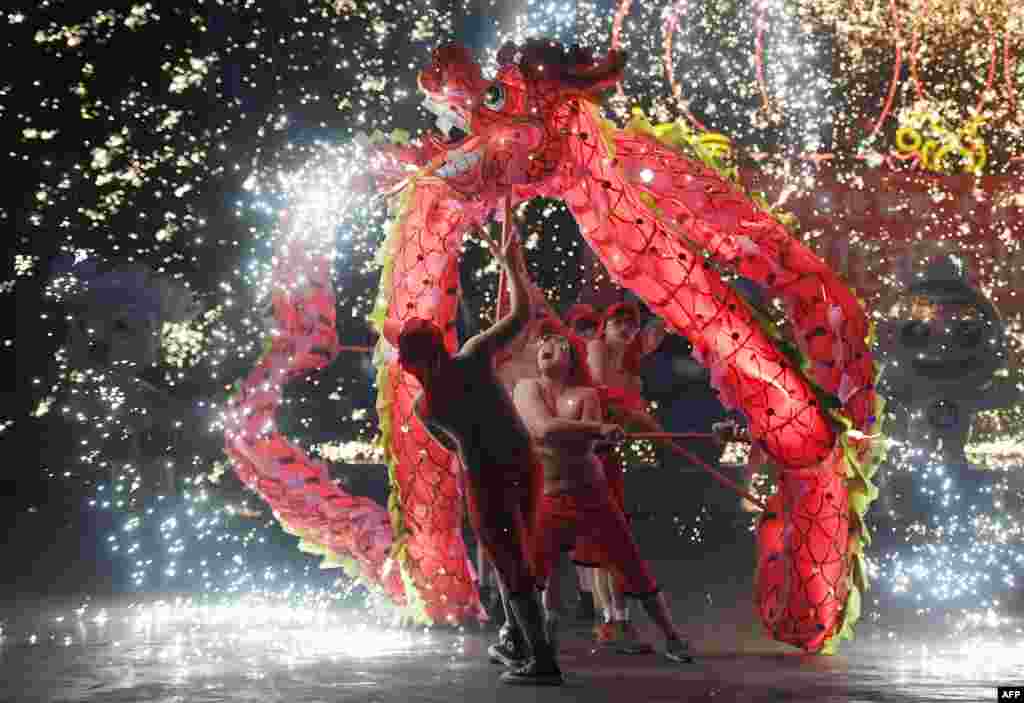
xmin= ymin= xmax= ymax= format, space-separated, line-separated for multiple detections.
xmin=459 ymin=332 xmax=485 ymax=358
xmin=452 ymin=342 xmax=493 ymax=374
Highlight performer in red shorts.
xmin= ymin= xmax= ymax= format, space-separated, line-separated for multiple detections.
xmin=513 ymin=332 xmax=692 ymax=663
xmin=386 ymin=214 xmax=561 ymax=686
xmin=581 ymin=301 xmax=668 ymax=651
xmin=492 ymin=301 xmax=605 ymax=629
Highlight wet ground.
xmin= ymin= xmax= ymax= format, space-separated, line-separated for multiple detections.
xmin=1 ymin=574 xmax=1020 ymax=703
xmin=2 ymin=464 xmax=1021 ymax=702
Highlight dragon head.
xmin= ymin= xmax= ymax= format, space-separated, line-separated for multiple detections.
xmin=413 ymin=40 xmax=626 ymax=200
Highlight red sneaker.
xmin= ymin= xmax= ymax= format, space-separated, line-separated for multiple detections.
xmin=594 ymin=621 xmax=619 ymax=646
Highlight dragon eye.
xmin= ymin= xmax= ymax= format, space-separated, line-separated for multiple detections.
xmin=481 ymin=84 xmax=505 ymax=110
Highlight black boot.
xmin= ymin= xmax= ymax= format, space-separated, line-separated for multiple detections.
xmin=501 ymin=657 xmax=565 ymax=686
xmin=479 ymin=586 xmax=505 ymax=629
xmin=487 ymin=622 xmax=527 ymax=668
xmin=545 ymin=611 xmax=560 ymax=654
xmin=574 ymin=590 xmax=595 ymax=621
xmin=499 ymin=593 xmax=563 ymax=686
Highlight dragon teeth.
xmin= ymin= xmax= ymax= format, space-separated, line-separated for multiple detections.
xmin=442 ymin=111 xmax=468 ymax=135
xmin=436 ymin=149 xmax=482 ymax=178
xmin=421 ymin=96 xmax=445 ymax=116
xmin=425 ymin=98 xmax=468 ymax=136
xmin=435 ymin=115 xmax=455 ymax=139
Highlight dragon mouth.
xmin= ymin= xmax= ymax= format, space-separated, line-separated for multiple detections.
xmin=421 ymin=95 xmax=482 ymax=179
xmin=435 ymin=146 xmax=482 ymax=179
xmin=422 ymin=96 xmax=471 ymax=143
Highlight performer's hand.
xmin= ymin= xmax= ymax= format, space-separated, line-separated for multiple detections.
xmin=712 ymin=420 xmax=748 ymax=444
xmin=598 ymin=423 xmax=625 ymax=444
xmin=501 ymin=226 xmax=525 ymax=273
xmin=711 ymin=422 xmax=726 ymax=445
xmin=482 ymin=219 xmax=521 ymax=271
xmin=712 ymin=420 xmax=737 ymax=445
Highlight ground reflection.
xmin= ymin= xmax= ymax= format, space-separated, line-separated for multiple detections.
xmin=0 ymin=596 xmax=1019 ymax=703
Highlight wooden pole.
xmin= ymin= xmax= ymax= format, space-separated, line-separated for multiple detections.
xmin=622 ymin=434 xmax=769 ymax=512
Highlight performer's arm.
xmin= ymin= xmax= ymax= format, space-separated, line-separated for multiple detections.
xmin=617 ymin=318 xmax=665 ymax=374
xmin=513 ymin=379 xmax=619 ymax=444
xmin=580 ymin=387 xmax=603 ymax=423
xmin=586 ymin=337 xmax=608 ymax=384
xmin=637 ymin=318 xmax=667 ymax=357
xmin=413 ymin=392 xmax=457 ymax=451
xmin=526 ymin=278 xmax=561 ymax=330
xmin=494 ymin=280 xmax=558 ymax=365
xmin=463 ymin=213 xmax=531 ymax=360
xmin=712 ymin=419 xmax=750 ymax=445
xmin=580 ymin=387 xmax=614 ymax=454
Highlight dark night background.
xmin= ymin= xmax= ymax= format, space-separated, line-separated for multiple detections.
xmin=3 ymin=0 xmax=1020 ymax=640
xmin=0 ymin=0 xmax=739 ymax=605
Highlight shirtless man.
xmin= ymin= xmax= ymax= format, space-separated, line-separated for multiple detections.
xmin=513 ymin=332 xmax=692 ymax=663
xmin=386 ymin=212 xmax=561 ymax=686
xmin=496 ymin=303 xmax=603 ymax=626
xmin=582 ymin=302 xmax=667 ymax=651
xmin=587 ymin=301 xmax=667 ymax=424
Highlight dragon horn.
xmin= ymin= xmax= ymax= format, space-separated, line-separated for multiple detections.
xmin=562 ymin=48 xmax=628 ymax=93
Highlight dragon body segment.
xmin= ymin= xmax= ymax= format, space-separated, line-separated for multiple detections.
xmin=224 ymin=244 xmax=404 ymax=603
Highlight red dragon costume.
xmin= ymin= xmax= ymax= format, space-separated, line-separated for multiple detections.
xmin=227 ymin=39 xmax=885 ymax=654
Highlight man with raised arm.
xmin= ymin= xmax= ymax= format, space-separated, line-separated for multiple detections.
xmin=513 ymin=330 xmax=693 ymax=664
xmin=383 ymin=206 xmax=561 ymax=686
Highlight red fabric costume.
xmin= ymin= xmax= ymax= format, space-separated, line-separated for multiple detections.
xmin=569 ymin=385 xmax=640 ymax=567
xmin=598 ymin=384 xmax=647 ymax=416
xmin=571 ymin=304 xmax=648 ymax=567
xmin=532 ymin=486 xmax=657 ymax=597
xmin=570 ymin=448 xmax=626 ymax=567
